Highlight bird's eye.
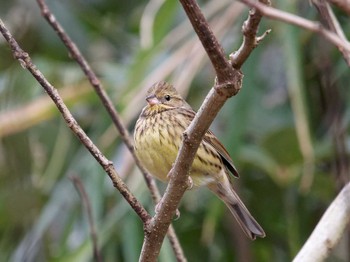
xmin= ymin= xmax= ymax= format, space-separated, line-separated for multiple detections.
xmin=164 ymin=95 xmax=171 ymax=101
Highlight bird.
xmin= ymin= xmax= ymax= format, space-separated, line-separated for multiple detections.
xmin=134 ymin=81 xmax=265 ymax=240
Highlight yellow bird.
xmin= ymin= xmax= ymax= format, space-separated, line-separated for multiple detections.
xmin=134 ymin=81 xmax=265 ymax=240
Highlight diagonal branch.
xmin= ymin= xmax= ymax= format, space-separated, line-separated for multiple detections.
xmin=326 ymin=0 xmax=350 ymax=16
xmin=293 ymin=182 xmax=350 ymax=261
xmin=311 ymin=0 xmax=350 ymax=66
xmin=70 ymin=176 xmax=102 ymax=262
xmin=179 ymin=0 xmax=237 ymax=85
xmin=35 ymin=1 xmax=186 ymax=260
xmin=0 ymin=18 xmax=151 ymax=224
xmin=239 ymin=0 xmax=350 ymax=64
xmin=230 ymin=0 xmax=271 ymax=69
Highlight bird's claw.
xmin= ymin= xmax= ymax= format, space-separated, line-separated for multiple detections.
xmin=166 ymin=165 xmax=175 ymax=181
xmin=155 ymin=200 xmax=181 ymax=221
xmin=186 ymin=176 xmax=194 ymax=190
xmin=174 ymin=209 xmax=181 ymax=220
xmin=155 ymin=200 xmax=162 ymax=214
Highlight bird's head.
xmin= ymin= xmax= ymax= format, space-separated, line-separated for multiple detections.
xmin=142 ymin=81 xmax=190 ymax=116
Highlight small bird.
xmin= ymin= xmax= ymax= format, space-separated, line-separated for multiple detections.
xmin=134 ymin=81 xmax=265 ymax=240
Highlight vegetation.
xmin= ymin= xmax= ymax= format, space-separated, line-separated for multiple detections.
xmin=0 ymin=0 xmax=349 ymax=261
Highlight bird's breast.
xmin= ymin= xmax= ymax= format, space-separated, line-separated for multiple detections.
xmin=134 ymin=111 xmax=223 ymax=186
xmin=134 ymin=112 xmax=181 ymax=182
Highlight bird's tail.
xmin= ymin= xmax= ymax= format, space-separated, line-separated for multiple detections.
xmin=208 ymin=181 xmax=265 ymax=240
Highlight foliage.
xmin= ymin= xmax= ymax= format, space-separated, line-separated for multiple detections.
xmin=0 ymin=0 xmax=349 ymax=261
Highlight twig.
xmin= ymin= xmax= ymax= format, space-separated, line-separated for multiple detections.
xmin=293 ymin=182 xmax=350 ymax=262
xmin=139 ymin=0 xmax=266 ymax=260
xmin=239 ymin=0 xmax=350 ymax=58
xmin=0 ymin=19 xmax=151 ymax=224
xmin=179 ymin=0 xmax=237 ymax=85
xmin=327 ymin=0 xmax=350 ymax=16
xmin=230 ymin=0 xmax=271 ymax=69
xmin=311 ymin=0 xmax=350 ymax=66
xmin=70 ymin=176 xmax=102 ymax=262
xmin=35 ymin=1 xmax=186 ymax=261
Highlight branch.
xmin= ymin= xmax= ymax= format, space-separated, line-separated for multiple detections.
xmin=311 ymin=0 xmax=350 ymax=66
xmin=293 ymin=182 xmax=350 ymax=261
xmin=327 ymin=0 xmax=350 ymax=16
xmin=35 ymin=1 xmax=186 ymax=260
xmin=230 ymin=0 xmax=271 ymax=69
xmin=179 ymin=0 xmax=237 ymax=85
xmin=70 ymin=176 xmax=102 ymax=262
xmin=0 ymin=19 xmax=150 ymax=224
xmin=139 ymin=0 xmax=268 ymax=260
xmin=239 ymin=0 xmax=350 ymax=60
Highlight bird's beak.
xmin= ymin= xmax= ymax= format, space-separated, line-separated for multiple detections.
xmin=146 ymin=94 xmax=160 ymax=106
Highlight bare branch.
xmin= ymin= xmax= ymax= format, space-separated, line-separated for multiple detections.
xmin=0 ymin=18 xmax=151 ymax=224
xmin=35 ymin=1 xmax=186 ymax=260
xmin=293 ymin=182 xmax=350 ymax=261
xmin=178 ymin=0 xmax=237 ymax=86
xmin=230 ymin=0 xmax=271 ymax=69
xmin=311 ymin=0 xmax=350 ymax=66
xmin=70 ymin=176 xmax=102 ymax=262
xmin=327 ymin=0 xmax=350 ymax=16
xmin=239 ymin=0 xmax=350 ymax=61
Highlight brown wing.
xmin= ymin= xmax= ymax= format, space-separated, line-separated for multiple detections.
xmin=178 ymin=106 xmax=239 ymax=178
xmin=203 ymin=130 xmax=239 ymax=177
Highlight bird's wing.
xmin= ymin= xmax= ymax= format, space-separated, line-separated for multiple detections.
xmin=179 ymin=107 xmax=239 ymax=178
xmin=203 ymin=130 xmax=239 ymax=178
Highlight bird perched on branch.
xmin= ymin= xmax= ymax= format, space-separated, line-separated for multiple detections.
xmin=134 ymin=81 xmax=265 ymax=240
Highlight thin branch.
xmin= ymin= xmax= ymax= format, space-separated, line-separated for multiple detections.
xmin=178 ymin=0 xmax=237 ymax=85
xmin=0 ymin=19 xmax=151 ymax=224
xmin=239 ymin=0 xmax=350 ymax=60
xmin=70 ymin=176 xmax=102 ymax=262
xmin=327 ymin=0 xmax=350 ymax=16
xmin=35 ymin=1 xmax=186 ymax=261
xmin=293 ymin=182 xmax=350 ymax=261
xmin=230 ymin=0 xmax=271 ymax=69
xmin=139 ymin=0 xmax=268 ymax=260
xmin=311 ymin=0 xmax=350 ymax=66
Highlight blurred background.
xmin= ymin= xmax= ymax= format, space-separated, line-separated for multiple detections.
xmin=0 ymin=0 xmax=349 ymax=261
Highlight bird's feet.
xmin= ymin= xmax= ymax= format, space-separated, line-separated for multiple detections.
xmin=186 ymin=176 xmax=194 ymax=190
xmin=155 ymin=200 xmax=181 ymax=220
